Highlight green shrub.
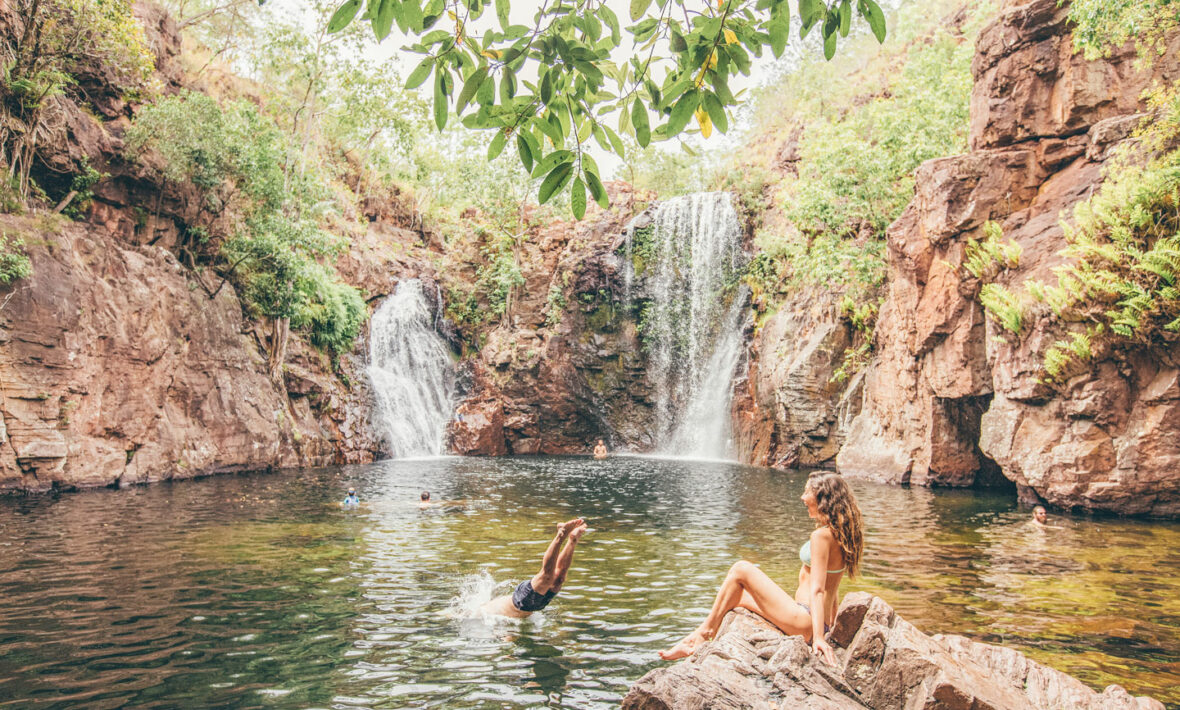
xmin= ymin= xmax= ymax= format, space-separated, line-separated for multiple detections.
xmin=0 ymin=233 xmax=32 ymax=285
xmin=1066 ymin=0 xmax=1180 ymax=61
xmin=127 ymin=92 xmax=367 ymax=355
xmin=1003 ymin=83 xmax=1180 ymax=380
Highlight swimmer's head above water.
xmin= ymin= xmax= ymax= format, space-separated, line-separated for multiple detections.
xmin=1033 ymin=505 xmax=1047 ymax=525
xmin=421 ymin=491 xmax=431 ymax=502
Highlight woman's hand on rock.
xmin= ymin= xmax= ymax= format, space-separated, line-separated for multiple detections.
xmin=811 ymin=637 xmax=836 ymax=665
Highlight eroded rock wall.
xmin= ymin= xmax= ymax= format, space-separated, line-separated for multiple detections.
xmin=450 ymin=186 xmax=657 ymax=455
xmin=838 ymin=0 xmax=1180 ymax=514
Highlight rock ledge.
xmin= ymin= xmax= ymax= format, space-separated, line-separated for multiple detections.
xmin=623 ymin=593 xmax=1161 ymax=709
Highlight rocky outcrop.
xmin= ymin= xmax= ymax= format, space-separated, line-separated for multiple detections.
xmin=623 ymin=593 xmax=1163 ymax=710
xmin=838 ymin=0 xmax=1180 ymax=513
xmin=447 ymin=185 xmax=656 ymax=455
xmin=734 ymin=288 xmax=861 ymax=469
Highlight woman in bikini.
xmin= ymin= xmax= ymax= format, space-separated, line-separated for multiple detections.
xmin=659 ymin=471 xmax=864 ymax=665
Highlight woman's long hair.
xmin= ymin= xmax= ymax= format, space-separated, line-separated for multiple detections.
xmin=807 ymin=472 xmax=864 ymax=578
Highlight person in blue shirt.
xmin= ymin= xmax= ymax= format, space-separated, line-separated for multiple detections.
xmin=342 ymin=487 xmax=360 ymax=507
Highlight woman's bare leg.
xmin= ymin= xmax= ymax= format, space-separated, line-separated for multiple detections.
xmin=658 ymin=561 xmax=811 ymax=660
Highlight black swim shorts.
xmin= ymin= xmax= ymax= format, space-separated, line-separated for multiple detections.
xmin=511 ymin=580 xmax=557 ymax=612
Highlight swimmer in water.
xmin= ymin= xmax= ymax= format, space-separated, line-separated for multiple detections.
xmin=593 ymin=439 xmax=608 ymax=460
xmin=481 ymin=518 xmax=589 ymax=618
xmin=419 ymin=491 xmax=433 ymax=510
xmin=342 ymin=487 xmax=360 ymax=508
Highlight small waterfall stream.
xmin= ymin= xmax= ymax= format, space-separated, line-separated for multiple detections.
xmin=623 ymin=192 xmax=749 ymax=459
xmin=367 ymin=279 xmax=454 ymax=458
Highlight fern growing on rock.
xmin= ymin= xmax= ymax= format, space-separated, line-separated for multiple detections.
xmin=1012 ymin=83 xmax=1180 ymax=381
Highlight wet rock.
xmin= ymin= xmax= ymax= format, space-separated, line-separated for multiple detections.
xmin=623 ymin=594 xmax=1164 ymax=710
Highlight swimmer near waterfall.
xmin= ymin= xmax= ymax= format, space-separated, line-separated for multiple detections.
xmin=481 ymin=518 xmax=589 ymax=618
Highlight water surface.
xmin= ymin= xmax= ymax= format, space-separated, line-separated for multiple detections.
xmin=0 ymin=456 xmax=1177 ymax=708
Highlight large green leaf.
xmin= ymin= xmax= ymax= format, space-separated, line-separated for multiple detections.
xmin=327 ymin=0 xmax=362 ymax=33
xmin=456 ymin=66 xmax=488 ymax=114
xmin=487 ymin=130 xmax=507 ymax=160
xmin=495 ymin=0 xmax=510 ymax=31
xmin=863 ymin=0 xmax=887 ymax=43
xmin=516 ymin=133 xmax=534 ymax=172
xmin=666 ymin=89 xmax=699 ymax=136
xmin=632 ymin=98 xmax=651 ymax=147
xmin=432 ymin=71 xmax=448 ymax=131
xmin=373 ymin=0 xmax=396 ymax=40
xmin=585 ymin=169 xmax=610 ymax=208
xmin=571 ymin=176 xmax=587 ymax=219
xmin=703 ymin=92 xmax=728 ymax=134
xmin=767 ymin=14 xmax=789 ymax=57
xmin=405 ymin=56 xmax=434 ymax=89
xmin=539 ymin=162 xmax=574 ymax=204
xmin=629 ymin=0 xmax=652 ymax=22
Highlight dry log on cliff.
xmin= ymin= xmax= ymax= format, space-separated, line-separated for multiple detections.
xmin=622 ymin=593 xmax=1162 ymax=710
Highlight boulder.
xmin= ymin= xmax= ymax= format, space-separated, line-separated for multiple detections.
xmin=622 ymin=594 xmax=1163 ymax=710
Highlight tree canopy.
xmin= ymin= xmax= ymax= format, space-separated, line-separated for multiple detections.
xmin=327 ymin=0 xmax=888 ymax=217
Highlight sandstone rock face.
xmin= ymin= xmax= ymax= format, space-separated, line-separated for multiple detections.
xmin=839 ymin=0 xmax=1180 ymax=513
xmin=734 ymin=289 xmax=859 ymax=469
xmin=445 ymin=186 xmax=657 ymax=456
xmin=0 ymin=218 xmax=334 ymax=490
xmin=623 ymin=594 xmax=1163 ymax=710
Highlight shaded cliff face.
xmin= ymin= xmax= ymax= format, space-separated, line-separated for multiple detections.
xmin=838 ymin=0 xmax=1180 ymax=515
xmin=449 ymin=186 xmax=657 ymax=456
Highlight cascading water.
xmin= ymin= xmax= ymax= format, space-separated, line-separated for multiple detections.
xmin=622 ymin=192 xmax=749 ymax=459
xmin=367 ymin=279 xmax=455 ymax=458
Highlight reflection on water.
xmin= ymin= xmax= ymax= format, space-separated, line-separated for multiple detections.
xmin=0 ymin=456 xmax=1177 ymax=708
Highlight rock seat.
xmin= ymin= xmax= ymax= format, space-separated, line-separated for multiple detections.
xmin=622 ymin=592 xmax=1161 ymax=710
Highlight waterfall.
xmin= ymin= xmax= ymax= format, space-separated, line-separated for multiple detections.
xmin=367 ymin=279 xmax=454 ymax=458
xmin=624 ymin=192 xmax=749 ymax=459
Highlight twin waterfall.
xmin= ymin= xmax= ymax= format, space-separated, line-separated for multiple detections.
xmin=365 ymin=193 xmax=747 ymax=461
xmin=367 ymin=280 xmax=454 ymax=458
xmin=623 ymin=192 xmax=749 ymax=460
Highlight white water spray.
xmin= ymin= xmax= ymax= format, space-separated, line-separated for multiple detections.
xmin=623 ymin=193 xmax=749 ymax=459
xmin=367 ymin=279 xmax=454 ymax=457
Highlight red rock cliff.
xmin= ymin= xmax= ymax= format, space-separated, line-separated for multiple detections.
xmin=837 ymin=0 xmax=1180 ymax=515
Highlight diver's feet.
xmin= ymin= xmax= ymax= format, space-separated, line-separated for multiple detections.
xmin=568 ymin=522 xmax=589 ymax=542
xmin=556 ymin=518 xmax=584 ymax=536
xmin=658 ymin=629 xmax=708 ymax=660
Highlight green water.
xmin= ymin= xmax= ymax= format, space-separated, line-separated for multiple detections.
xmin=0 ymin=456 xmax=1177 ymax=708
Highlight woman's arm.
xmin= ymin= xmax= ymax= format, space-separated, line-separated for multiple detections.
xmin=808 ymin=528 xmax=837 ymax=664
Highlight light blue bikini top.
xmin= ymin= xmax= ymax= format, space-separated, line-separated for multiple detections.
xmin=800 ymin=536 xmax=846 ymax=574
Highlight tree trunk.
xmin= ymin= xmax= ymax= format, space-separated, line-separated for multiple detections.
xmin=268 ymin=317 xmax=289 ymax=385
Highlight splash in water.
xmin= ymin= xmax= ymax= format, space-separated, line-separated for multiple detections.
xmin=367 ymin=279 xmax=455 ymax=457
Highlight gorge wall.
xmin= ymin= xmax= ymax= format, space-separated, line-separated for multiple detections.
xmin=838 ymin=0 xmax=1180 ymax=516
xmin=0 ymin=2 xmax=437 ymax=490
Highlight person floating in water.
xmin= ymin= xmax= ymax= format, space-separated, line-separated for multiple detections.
xmin=659 ymin=472 xmax=864 ymax=665
xmin=481 ymin=518 xmax=589 ymax=618
xmin=419 ymin=491 xmax=433 ymax=510
xmin=1028 ymin=505 xmax=1061 ymax=529
xmin=342 ymin=487 xmax=360 ymax=508
xmin=593 ymin=439 xmax=608 ymax=460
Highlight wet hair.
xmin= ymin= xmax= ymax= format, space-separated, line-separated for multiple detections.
xmin=1034 ymin=505 xmax=1046 ymax=514
xmin=805 ymin=472 xmax=865 ymax=578
xmin=420 ymin=491 xmax=430 ymax=501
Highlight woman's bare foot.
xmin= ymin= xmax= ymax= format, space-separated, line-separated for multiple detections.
xmin=658 ymin=629 xmax=708 ymax=660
